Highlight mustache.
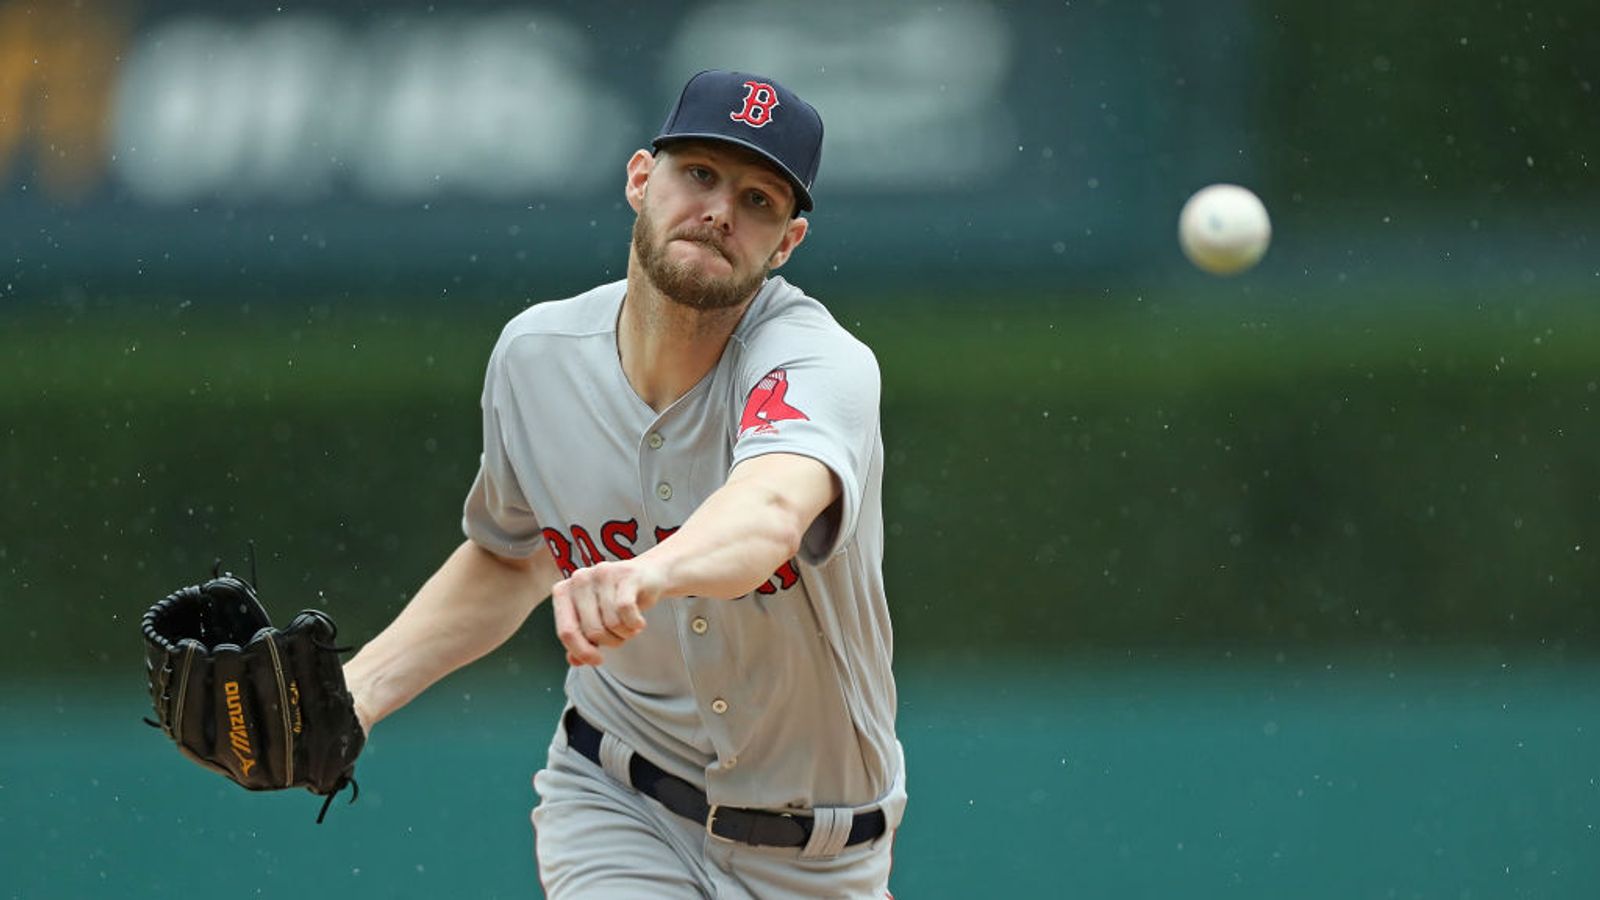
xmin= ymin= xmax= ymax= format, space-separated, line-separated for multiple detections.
xmin=670 ymin=226 xmax=730 ymax=261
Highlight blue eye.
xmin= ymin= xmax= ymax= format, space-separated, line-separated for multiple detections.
xmin=689 ymin=166 xmax=713 ymax=183
xmin=749 ymin=191 xmax=770 ymax=208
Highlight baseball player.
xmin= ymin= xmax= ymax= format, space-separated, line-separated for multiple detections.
xmin=342 ymin=70 xmax=904 ymax=898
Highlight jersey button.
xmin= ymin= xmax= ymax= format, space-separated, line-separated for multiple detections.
xmin=647 ymin=432 xmax=664 ymax=450
xmin=691 ymin=616 xmax=709 ymax=635
xmin=656 ymin=482 xmax=673 ymax=500
xmin=722 ymin=756 xmax=738 ymax=770
xmin=710 ymin=698 xmax=729 ymax=715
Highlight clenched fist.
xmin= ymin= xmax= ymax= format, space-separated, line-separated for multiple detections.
xmin=551 ymin=559 xmax=667 ymax=666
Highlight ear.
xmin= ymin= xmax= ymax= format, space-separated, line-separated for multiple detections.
xmin=766 ymin=216 xmax=809 ymax=271
xmin=624 ymin=150 xmax=655 ymax=212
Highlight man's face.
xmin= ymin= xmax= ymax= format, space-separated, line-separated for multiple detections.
xmin=627 ymin=143 xmax=808 ymax=311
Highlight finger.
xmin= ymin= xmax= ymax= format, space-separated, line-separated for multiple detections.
xmin=572 ymin=583 xmax=623 ymax=650
xmin=614 ymin=600 xmax=647 ymax=636
xmin=552 ymin=586 xmax=602 ymax=666
xmin=599 ymin=587 xmax=646 ymax=639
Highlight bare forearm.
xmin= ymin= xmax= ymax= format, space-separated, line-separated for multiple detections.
xmin=644 ymin=458 xmax=833 ymax=600
xmin=344 ymin=540 xmax=555 ymax=730
xmin=552 ymin=453 xmax=836 ymax=666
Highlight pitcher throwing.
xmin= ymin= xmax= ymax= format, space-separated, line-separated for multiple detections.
xmin=342 ymin=69 xmax=904 ymax=898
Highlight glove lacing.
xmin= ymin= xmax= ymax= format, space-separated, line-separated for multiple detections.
xmin=316 ymin=776 xmax=360 ymax=824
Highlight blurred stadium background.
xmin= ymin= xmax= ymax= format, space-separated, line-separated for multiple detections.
xmin=3 ymin=1 xmax=1598 ymax=897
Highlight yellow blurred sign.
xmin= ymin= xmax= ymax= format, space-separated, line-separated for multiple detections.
xmin=0 ymin=0 xmax=129 ymax=202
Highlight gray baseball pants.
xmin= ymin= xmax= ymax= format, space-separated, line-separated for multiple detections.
xmin=531 ymin=721 xmax=896 ymax=899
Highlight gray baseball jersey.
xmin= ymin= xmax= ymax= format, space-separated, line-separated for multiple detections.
xmin=462 ymin=275 xmax=904 ymax=816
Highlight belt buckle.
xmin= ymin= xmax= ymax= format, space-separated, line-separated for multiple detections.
xmin=705 ymin=804 xmax=736 ymax=844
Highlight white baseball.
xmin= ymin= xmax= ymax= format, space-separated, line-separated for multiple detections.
xmin=1178 ymin=184 xmax=1272 ymax=276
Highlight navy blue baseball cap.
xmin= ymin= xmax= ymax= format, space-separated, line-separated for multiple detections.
xmin=652 ymin=69 xmax=823 ymax=213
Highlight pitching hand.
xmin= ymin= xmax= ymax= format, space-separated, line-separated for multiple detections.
xmin=551 ymin=559 xmax=664 ymax=666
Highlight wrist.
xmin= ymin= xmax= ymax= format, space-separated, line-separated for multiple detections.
xmin=342 ymin=658 xmax=382 ymax=733
xmin=352 ymin=695 xmax=377 ymax=735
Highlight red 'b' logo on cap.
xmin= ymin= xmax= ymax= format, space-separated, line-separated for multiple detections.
xmin=730 ymin=81 xmax=780 ymax=128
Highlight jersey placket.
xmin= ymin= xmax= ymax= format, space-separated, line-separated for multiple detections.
xmin=638 ymin=386 xmax=748 ymax=776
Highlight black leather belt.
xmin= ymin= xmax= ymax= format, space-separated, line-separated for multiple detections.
xmin=563 ymin=707 xmax=886 ymax=848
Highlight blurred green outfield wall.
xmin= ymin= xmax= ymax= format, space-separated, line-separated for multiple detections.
xmin=4 ymin=288 xmax=1597 ymax=675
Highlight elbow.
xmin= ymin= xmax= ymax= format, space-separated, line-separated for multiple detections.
xmin=764 ymin=490 xmax=809 ymax=562
xmin=771 ymin=519 xmax=806 ymax=565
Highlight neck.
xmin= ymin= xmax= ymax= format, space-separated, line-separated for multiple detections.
xmin=618 ymin=255 xmax=755 ymax=412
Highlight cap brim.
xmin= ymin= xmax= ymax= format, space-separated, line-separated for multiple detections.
xmin=651 ymin=133 xmax=813 ymax=212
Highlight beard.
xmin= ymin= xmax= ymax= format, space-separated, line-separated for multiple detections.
xmin=631 ymin=204 xmax=767 ymax=311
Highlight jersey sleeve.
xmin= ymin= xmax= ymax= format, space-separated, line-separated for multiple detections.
xmin=730 ymin=320 xmax=881 ymax=564
xmin=461 ymin=330 xmax=545 ymax=558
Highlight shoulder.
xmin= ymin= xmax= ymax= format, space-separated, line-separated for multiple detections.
xmin=489 ymin=280 xmax=624 ymax=369
xmin=732 ymin=277 xmax=878 ymax=373
xmin=497 ymin=280 xmax=624 ymax=347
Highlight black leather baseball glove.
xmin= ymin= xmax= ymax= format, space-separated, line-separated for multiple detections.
xmin=142 ymin=562 xmax=364 ymax=822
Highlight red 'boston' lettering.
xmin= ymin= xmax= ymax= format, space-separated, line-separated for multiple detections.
xmin=551 ymin=521 xmax=798 ymax=593
xmin=601 ymin=519 xmax=640 ymax=560
xmin=570 ymin=525 xmax=603 ymax=568
xmin=773 ymin=560 xmax=800 ymax=590
xmin=755 ymin=559 xmax=801 ymax=595
xmin=542 ymin=528 xmax=577 ymax=578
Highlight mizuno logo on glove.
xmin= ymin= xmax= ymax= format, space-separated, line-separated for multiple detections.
xmin=224 ymin=680 xmax=258 ymax=777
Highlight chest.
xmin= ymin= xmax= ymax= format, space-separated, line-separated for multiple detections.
xmin=498 ymin=340 xmax=740 ymax=565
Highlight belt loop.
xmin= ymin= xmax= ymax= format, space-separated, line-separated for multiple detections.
xmin=598 ymin=731 xmax=635 ymax=788
xmin=800 ymin=807 xmax=853 ymax=859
